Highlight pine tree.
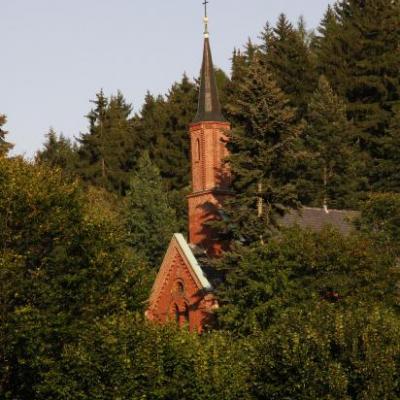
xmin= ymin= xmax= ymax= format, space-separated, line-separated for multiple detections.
xmin=300 ymin=76 xmax=364 ymax=209
xmin=153 ymin=74 xmax=197 ymax=191
xmin=222 ymin=54 xmax=303 ymax=244
xmin=225 ymin=42 xmax=257 ymax=122
xmin=315 ymin=0 xmax=400 ymax=187
xmin=77 ymin=90 xmax=135 ymax=194
xmin=260 ymin=14 xmax=316 ymax=118
xmin=125 ymin=152 xmax=179 ymax=267
xmin=135 ymin=92 xmax=167 ymax=163
xmin=372 ymin=105 xmax=400 ymax=192
xmin=312 ymin=5 xmax=343 ymax=85
xmin=0 ymin=114 xmax=13 ymax=156
xmin=35 ymin=128 xmax=78 ymax=177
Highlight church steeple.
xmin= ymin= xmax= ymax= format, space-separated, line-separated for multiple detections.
xmin=193 ymin=11 xmax=224 ymax=123
xmin=188 ymin=4 xmax=231 ymax=256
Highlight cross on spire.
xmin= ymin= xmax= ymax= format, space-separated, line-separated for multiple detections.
xmin=202 ymin=0 xmax=209 ymax=36
xmin=203 ymin=0 xmax=209 ymax=17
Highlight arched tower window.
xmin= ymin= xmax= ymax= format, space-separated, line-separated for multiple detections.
xmin=196 ymin=138 xmax=201 ymax=162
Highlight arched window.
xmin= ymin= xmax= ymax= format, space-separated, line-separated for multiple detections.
xmin=173 ymin=280 xmax=185 ymax=295
xmin=196 ymin=138 xmax=201 ymax=162
xmin=219 ymin=138 xmax=225 ymax=160
xmin=176 ymin=281 xmax=185 ymax=294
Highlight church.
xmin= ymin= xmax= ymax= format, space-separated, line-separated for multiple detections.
xmin=145 ymin=12 xmax=358 ymax=333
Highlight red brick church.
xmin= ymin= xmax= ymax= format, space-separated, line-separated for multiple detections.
xmin=145 ymin=15 xmax=231 ymax=332
xmin=145 ymin=14 xmax=358 ymax=333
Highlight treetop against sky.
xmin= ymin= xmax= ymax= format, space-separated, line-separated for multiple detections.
xmin=1 ymin=0 xmax=333 ymax=157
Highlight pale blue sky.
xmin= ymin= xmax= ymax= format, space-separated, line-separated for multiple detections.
xmin=1 ymin=0 xmax=333 ymax=157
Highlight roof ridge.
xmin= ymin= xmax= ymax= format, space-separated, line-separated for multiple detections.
xmin=301 ymin=206 xmax=359 ymax=214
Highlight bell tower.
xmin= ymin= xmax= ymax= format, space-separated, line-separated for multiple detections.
xmin=187 ymin=10 xmax=231 ymax=256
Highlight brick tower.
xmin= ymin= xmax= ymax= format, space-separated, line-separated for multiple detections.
xmin=145 ymin=11 xmax=228 ymax=332
xmin=187 ymin=26 xmax=231 ymax=257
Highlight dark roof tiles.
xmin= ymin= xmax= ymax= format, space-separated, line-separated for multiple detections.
xmin=193 ymin=37 xmax=225 ymax=123
xmin=279 ymin=207 xmax=360 ymax=235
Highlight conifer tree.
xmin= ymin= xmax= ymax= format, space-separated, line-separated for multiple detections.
xmin=77 ymin=90 xmax=135 ymax=194
xmin=372 ymin=105 xmax=400 ymax=192
xmin=153 ymin=74 xmax=197 ymax=191
xmin=135 ymin=92 xmax=167 ymax=162
xmin=300 ymin=76 xmax=364 ymax=209
xmin=36 ymin=128 xmax=78 ymax=177
xmin=312 ymin=5 xmax=343 ymax=86
xmin=225 ymin=43 xmax=257 ymax=122
xmin=125 ymin=152 xmax=179 ymax=267
xmin=260 ymin=14 xmax=316 ymax=118
xmin=0 ymin=114 xmax=13 ymax=156
xmin=222 ymin=54 xmax=302 ymax=244
xmin=315 ymin=0 xmax=400 ymax=186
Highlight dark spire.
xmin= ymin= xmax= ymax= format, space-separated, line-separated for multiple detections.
xmin=193 ymin=24 xmax=225 ymax=122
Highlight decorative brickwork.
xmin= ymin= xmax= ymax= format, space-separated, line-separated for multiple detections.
xmin=188 ymin=121 xmax=231 ymax=256
xmin=146 ymin=234 xmax=218 ymax=333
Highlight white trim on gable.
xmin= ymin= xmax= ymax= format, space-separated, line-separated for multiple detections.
xmin=147 ymin=233 xmax=212 ymax=311
xmin=174 ymin=233 xmax=212 ymax=291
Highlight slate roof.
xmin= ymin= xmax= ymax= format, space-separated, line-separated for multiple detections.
xmin=192 ymin=37 xmax=225 ymax=123
xmin=279 ymin=207 xmax=360 ymax=235
xmin=189 ymin=243 xmax=223 ymax=288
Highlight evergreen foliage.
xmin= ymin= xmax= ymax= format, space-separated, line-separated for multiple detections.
xmin=77 ymin=90 xmax=136 ymax=194
xmin=371 ymin=105 xmax=400 ymax=192
xmin=222 ymin=53 xmax=302 ymax=244
xmin=125 ymin=152 xmax=179 ymax=267
xmin=216 ymin=226 xmax=398 ymax=334
xmin=260 ymin=14 xmax=317 ymax=118
xmin=152 ymin=74 xmax=197 ymax=191
xmin=300 ymin=76 xmax=364 ymax=209
xmin=36 ymin=128 xmax=78 ymax=177
xmin=315 ymin=0 xmax=400 ymax=188
xmin=0 ymin=114 xmax=13 ymax=156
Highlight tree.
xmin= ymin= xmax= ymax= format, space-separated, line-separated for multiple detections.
xmin=315 ymin=0 xmax=400 ymax=187
xmin=0 ymin=114 xmax=13 ymax=156
xmin=0 ymin=156 xmax=149 ymax=398
xmin=134 ymin=92 xmax=167 ymax=163
xmin=299 ymin=76 xmax=364 ymax=209
xmin=260 ymin=14 xmax=317 ymax=118
xmin=357 ymin=192 xmax=400 ymax=255
xmin=77 ymin=90 xmax=136 ymax=194
xmin=252 ymin=305 xmax=400 ymax=399
xmin=125 ymin=152 xmax=179 ymax=267
xmin=153 ymin=74 xmax=197 ymax=191
xmin=312 ymin=5 xmax=344 ymax=90
xmin=222 ymin=53 xmax=303 ymax=244
xmin=216 ymin=226 xmax=399 ymax=335
xmin=371 ymin=105 xmax=400 ymax=192
xmin=35 ymin=128 xmax=78 ymax=177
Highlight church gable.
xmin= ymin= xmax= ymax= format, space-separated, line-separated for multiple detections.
xmin=146 ymin=234 xmax=215 ymax=331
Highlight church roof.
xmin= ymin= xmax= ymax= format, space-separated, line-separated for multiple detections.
xmin=148 ymin=234 xmax=213 ymax=310
xmin=193 ymin=37 xmax=225 ymax=123
xmin=174 ymin=233 xmax=213 ymax=290
xmin=279 ymin=207 xmax=360 ymax=235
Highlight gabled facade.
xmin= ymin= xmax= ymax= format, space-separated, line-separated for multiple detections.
xmin=145 ymin=234 xmax=218 ymax=332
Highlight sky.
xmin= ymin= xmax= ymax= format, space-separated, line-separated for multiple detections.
xmin=1 ymin=0 xmax=333 ymax=158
